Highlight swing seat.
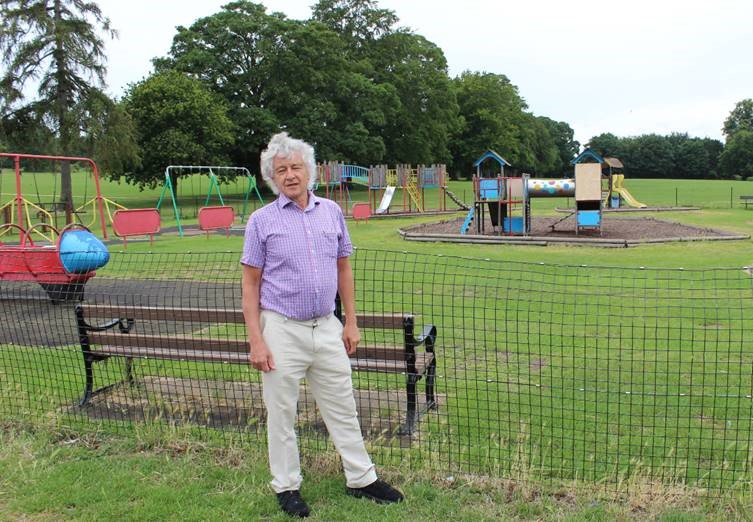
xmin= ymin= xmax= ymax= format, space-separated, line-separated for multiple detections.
xmin=198 ymin=206 xmax=234 ymax=237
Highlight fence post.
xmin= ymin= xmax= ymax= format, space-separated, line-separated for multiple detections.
xmin=731 ymin=186 xmax=733 ymax=209
xmin=675 ymin=187 xmax=678 ymax=207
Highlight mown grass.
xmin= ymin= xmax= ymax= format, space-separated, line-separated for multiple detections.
xmin=1 ymin=419 xmax=751 ymax=521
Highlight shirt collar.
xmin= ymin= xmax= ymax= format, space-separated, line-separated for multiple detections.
xmin=276 ymin=191 xmax=320 ymax=212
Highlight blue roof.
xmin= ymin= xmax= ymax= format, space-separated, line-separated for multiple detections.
xmin=473 ymin=150 xmax=511 ymax=168
xmin=571 ymin=148 xmax=604 ymax=165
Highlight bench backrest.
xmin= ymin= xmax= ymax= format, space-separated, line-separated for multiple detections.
xmin=76 ymin=304 xmax=416 ymax=363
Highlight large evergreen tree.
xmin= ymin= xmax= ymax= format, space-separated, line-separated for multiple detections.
xmin=0 ymin=0 xmax=116 ymax=211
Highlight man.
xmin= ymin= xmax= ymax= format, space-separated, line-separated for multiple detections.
xmin=241 ymin=132 xmax=404 ymax=518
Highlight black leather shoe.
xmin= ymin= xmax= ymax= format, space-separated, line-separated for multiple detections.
xmin=276 ymin=490 xmax=310 ymax=518
xmin=347 ymin=479 xmax=404 ymax=504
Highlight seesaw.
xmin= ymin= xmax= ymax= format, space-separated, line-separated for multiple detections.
xmin=0 ymin=223 xmax=110 ymax=302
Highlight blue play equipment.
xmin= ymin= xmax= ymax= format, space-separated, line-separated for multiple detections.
xmin=462 ymin=149 xmax=605 ymax=236
xmin=59 ymin=228 xmax=110 ymax=274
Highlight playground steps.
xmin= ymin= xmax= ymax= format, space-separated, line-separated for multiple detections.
xmin=405 ymin=174 xmax=423 ymax=212
xmin=444 ymin=187 xmax=470 ymax=210
xmin=460 ymin=207 xmax=475 ymax=235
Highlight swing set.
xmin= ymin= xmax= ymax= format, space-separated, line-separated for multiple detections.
xmin=155 ymin=165 xmax=263 ymax=237
xmin=0 ymin=152 xmax=125 ymax=242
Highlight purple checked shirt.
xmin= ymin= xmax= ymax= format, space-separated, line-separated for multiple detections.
xmin=240 ymin=192 xmax=353 ymax=321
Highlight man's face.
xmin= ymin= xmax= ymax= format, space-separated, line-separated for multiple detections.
xmin=272 ymin=152 xmax=310 ymax=205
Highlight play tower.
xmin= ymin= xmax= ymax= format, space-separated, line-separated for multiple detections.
xmin=461 ymin=150 xmax=605 ymax=236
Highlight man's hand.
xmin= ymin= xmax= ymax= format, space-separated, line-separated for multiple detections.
xmin=342 ymin=322 xmax=361 ymax=355
xmin=250 ymin=340 xmax=276 ymax=372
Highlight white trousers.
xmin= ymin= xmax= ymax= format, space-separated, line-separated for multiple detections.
xmin=260 ymin=310 xmax=377 ymax=493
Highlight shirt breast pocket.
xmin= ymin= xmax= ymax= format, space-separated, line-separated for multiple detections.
xmin=320 ymin=230 xmax=340 ymax=258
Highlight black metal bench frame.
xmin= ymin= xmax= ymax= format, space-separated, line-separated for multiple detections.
xmin=740 ymin=195 xmax=753 ymax=209
xmin=75 ymin=303 xmax=438 ymax=434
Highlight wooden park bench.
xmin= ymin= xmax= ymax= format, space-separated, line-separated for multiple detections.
xmin=740 ymin=195 xmax=753 ymax=209
xmin=75 ymin=302 xmax=438 ymax=434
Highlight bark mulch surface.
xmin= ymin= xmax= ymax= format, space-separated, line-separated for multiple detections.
xmin=404 ymin=215 xmax=744 ymax=242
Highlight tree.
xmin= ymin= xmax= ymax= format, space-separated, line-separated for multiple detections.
xmin=313 ymin=0 xmax=459 ymax=165
xmin=587 ymin=133 xmax=623 ymax=159
xmin=74 ymin=89 xmax=140 ymax=178
xmin=517 ymin=114 xmax=558 ymax=175
xmin=719 ymin=130 xmax=753 ymax=179
xmin=0 ymin=104 xmax=55 ymax=156
xmin=311 ymin=0 xmax=398 ymax=53
xmin=368 ymin=31 xmax=459 ymax=164
xmin=448 ymin=71 xmax=530 ymax=178
xmin=722 ymin=99 xmax=753 ymax=139
xmin=537 ymin=116 xmax=579 ymax=174
xmin=156 ymin=1 xmax=393 ymax=167
xmin=0 ymin=0 xmax=116 ymax=211
xmin=123 ymin=71 xmax=235 ymax=192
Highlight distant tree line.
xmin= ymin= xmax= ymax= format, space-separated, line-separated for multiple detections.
xmin=1 ymin=0 xmax=751 ymax=200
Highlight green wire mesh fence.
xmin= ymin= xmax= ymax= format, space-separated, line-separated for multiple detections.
xmin=1 ymin=249 xmax=753 ymax=492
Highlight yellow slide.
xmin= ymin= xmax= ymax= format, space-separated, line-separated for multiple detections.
xmin=611 ymin=174 xmax=647 ymax=208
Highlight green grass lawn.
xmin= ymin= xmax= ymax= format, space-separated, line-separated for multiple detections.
xmin=3 ymin=177 xmax=753 ymax=519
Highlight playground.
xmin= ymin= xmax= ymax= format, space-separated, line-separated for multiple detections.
xmin=3 ymin=149 xmax=753 ymax=522
xmin=402 ymin=214 xmax=748 ymax=245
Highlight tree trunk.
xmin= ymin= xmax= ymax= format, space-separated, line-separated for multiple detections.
xmin=54 ymin=0 xmax=74 ymax=220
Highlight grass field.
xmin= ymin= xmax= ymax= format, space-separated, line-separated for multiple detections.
xmin=3 ymin=175 xmax=753 ymax=519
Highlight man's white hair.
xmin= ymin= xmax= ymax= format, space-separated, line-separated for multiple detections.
xmin=259 ymin=132 xmax=317 ymax=195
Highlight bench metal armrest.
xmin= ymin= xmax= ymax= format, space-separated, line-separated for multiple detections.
xmin=414 ymin=324 xmax=437 ymax=353
xmin=90 ymin=317 xmax=134 ymax=333
xmin=74 ymin=305 xmax=134 ymax=332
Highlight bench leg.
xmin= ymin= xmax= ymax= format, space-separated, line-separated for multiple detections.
xmin=398 ymin=374 xmax=419 ymax=435
xmin=80 ymin=353 xmax=95 ymax=406
xmin=425 ymin=359 xmax=437 ymax=411
xmin=125 ymin=356 xmax=134 ymax=385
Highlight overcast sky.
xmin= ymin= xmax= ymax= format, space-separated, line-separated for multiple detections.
xmin=96 ymin=0 xmax=753 ymax=146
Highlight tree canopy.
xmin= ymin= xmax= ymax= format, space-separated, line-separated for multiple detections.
xmin=719 ymin=130 xmax=753 ymax=180
xmin=588 ymin=132 xmax=723 ymax=179
xmin=722 ymin=99 xmax=753 ymax=139
xmin=1 ymin=0 xmax=741 ymax=186
xmin=122 ymin=70 xmax=235 ymax=191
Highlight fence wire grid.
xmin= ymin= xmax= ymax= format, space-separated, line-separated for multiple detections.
xmin=2 ymin=248 xmax=753 ymax=493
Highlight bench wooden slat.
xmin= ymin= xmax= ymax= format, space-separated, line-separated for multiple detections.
xmin=352 ymin=353 xmax=433 ymax=375
xmin=79 ymin=304 xmax=411 ymax=329
xmin=94 ymin=346 xmax=432 ymax=375
xmin=96 ymin=345 xmax=248 ymax=364
xmin=88 ymin=332 xmax=248 ymax=353
xmin=89 ymin=331 xmax=412 ymax=362
xmin=356 ymin=314 xmax=409 ymax=329
xmin=81 ymin=304 xmax=244 ymax=323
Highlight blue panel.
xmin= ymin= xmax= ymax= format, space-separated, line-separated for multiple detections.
xmin=503 ymin=217 xmax=525 ymax=234
xmin=479 ymin=179 xmax=499 ymax=199
xmin=577 ymin=210 xmax=601 ymax=226
xmin=460 ymin=207 xmax=475 ymax=235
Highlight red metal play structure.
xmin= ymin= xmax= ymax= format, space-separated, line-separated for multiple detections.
xmin=0 ymin=152 xmax=123 ymax=241
xmin=0 ymin=153 xmax=117 ymax=300
xmin=0 ymin=222 xmax=100 ymax=301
